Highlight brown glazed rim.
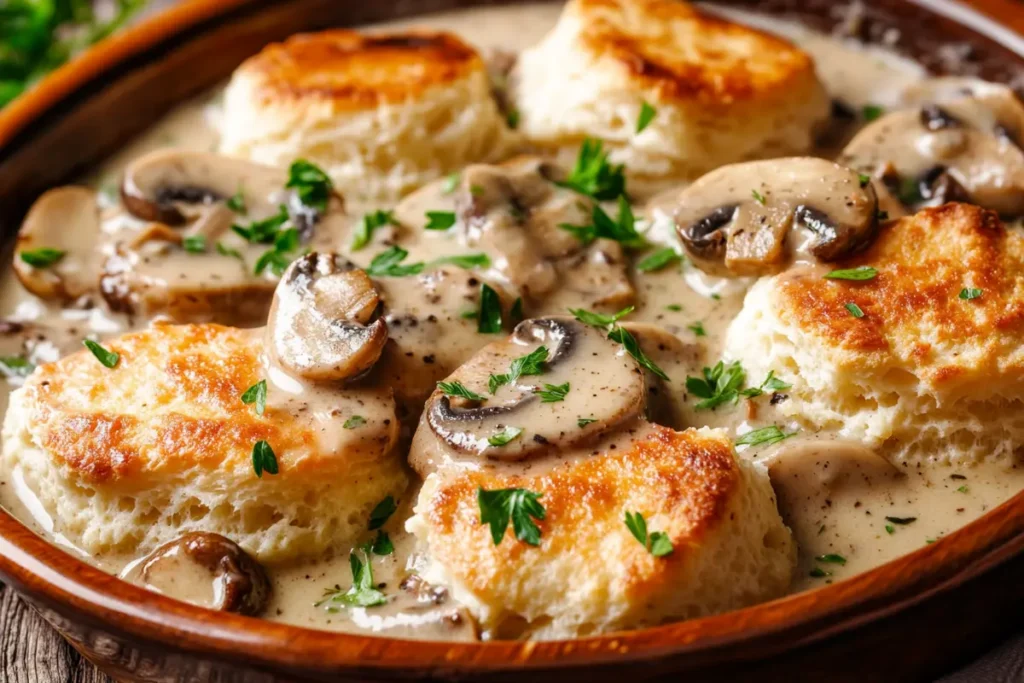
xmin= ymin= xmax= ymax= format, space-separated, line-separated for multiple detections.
xmin=0 ymin=0 xmax=1023 ymax=677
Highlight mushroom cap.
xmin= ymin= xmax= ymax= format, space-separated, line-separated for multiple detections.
xmin=14 ymin=187 xmax=103 ymax=302
xmin=674 ymin=157 xmax=879 ymax=277
xmin=839 ymin=89 xmax=1024 ymax=216
xmin=266 ymin=253 xmax=388 ymax=382
xmin=411 ymin=316 xmax=646 ymax=473
xmin=123 ymin=531 xmax=271 ymax=616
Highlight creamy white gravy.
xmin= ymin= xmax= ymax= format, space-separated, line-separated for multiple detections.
xmin=1 ymin=1 xmax=1023 ymax=641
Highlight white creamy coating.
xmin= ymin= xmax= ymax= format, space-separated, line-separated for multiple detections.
xmin=1 ymin=2 xmax=1023 ymax=641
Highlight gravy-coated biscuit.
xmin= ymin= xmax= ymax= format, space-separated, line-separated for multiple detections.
xmin=1 ymin=323 xmax=407 ymax=562
xmin=510 ymin=0 xmax=829 ymax=186
xmin=220 ymin=30 xmax=516 ymax=206
xmin=726 ymin=203 xmax=1024 ymax=465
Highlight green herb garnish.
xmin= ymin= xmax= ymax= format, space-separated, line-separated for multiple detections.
xmin=815 ymin=553 xmax=847 ymax=565
xmin=845 ymin=302 xmax=865 ymax=318
xmin=366 ymin=246 xmax=424 ymax=277
xmin=371 ymin=530 xmax=394 ymax=556
xmin=425 ymin=211 xmax=457 ymax=231
xmin=352 ymin=210 xmax=395 ymax=251
xmin=432 ymin=253 xmax=490 ymax=269
xmin=557 ymin=138 xmax=626 ymax=200
xmin=862 ymin=104 xmax=885 ymax=121
xmin=19 ymin=248 xmax=65 ymax=268
xmin=251 ymin=440 xmax=278 ymax=478
xmin=688 ymin=321 xmax=706 ymax=337
xmin=577 ymin=417 xmax=597 ymax=428
xmin=241 ymin=379 xmax=267 ymax=416
xmin=569 ymin=305 xmax=634 ymax=328
xmin=441 ymin=172 xmax=460 ymax=194
xmin=438 ymin=381 xmax=487 ymax=402
xmin=316 ymin=550 xmax=386 ymax=609
xmin=636 ymin=247 xmax=680 ymax=272
xmin=536 ymin=382 xmax=570 ymax=403
xmin=253 ymin=227 xmax=299 ymax=276
xmin=226 ymin=189 xmax=246 ymax=213
xmin=505 ymin=109 xmax=520 ymax=129
xmin=824 ymin=266 xmax=878 ymax=281
xmin=286 ymin=159 xmax=333 ymax=213
xmin=739 ymin=370 xmax=792 ymax=398
xmin=369 ymin=495 xmax=397 ymax=530
xmin=624 ymin=511 xmax=673 ymax=557
xmin=478 ymin=487 xmax=545 ymax=546
xmin=488 ymin=426 xmax=524 ymax=447
xmin=83 ymin=339 xmax=119 ymax=368
xmin=686 ymin=361 xmax=747 ymax=410
xmin=216 ymin=242 xmax=244 ymax=261
xmin=636 ymin=102 xmax=657 ymax=133
xmin=488 ymin=346 xmax=549 ymax=393
xmin=182 ymin=236 xmax=206 ymax=253
xmin=0 ymin=356 xmax=34 ymax=378
xmin=232 ymin=205 xmax=289 ymax=244
xmin=344 ymin=415 xmax=366 ymax=429
xmin=752 ymin=189 xmax=766 ymax=205
xmin=735 ymin=425 xmax=796 ymax=447
xmin=608 ymin=326 xmax=669 ymax=381
xmin=560 ymin=196 xmax=645 ymax=248
xmin=959 ymin=287 xmax=982 ymax=301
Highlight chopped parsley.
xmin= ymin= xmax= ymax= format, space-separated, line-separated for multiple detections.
xmin=739 ymin=370 xmax=792 ymax=398
xmin=216 ymin=242 xmax=243 ymax=261
xmin=505 ymin=108 xmax=520 ymax=129
xmin=686 ymin=361 xmax=747 ymax=410
xmin=735 ymin=425 xmax=796 ymax=447
xmin=425 ymin=210 xmax=457 ymax=230
xmin=83 ymin=339 xmax=119 ymax=368
xmin=441 ymin=172 xmax=460 ymax=194
xmin=352 ymin=210 xmax=395 ymax=251
xmin=0 ymin=356 xmax=34 ymax=378
xmin=858 ymin=173 xmax=871 ymax=188
xmin=509 ymin=297 xmax=525 ymax=325
xmin=557 ymin=138 xmax=626 ymax=200
xmin=815 ymin=553 xmax=847 ymax=565
xmin=253 ymin=227 xmax=299 ymax=276
xmin=369 ymin=495 xmax=397 ymax=530
xmin=845 ymin=302 xmax=865 ymax=318
xmin=608 ymin=326 xmax=669 ymax=380
xmin=226 ymin=189 xmax=246 ymax=213
xmin=897 ymin=177 xmax=923 ymax=205
xmin=366 ymin=246 xmax=424 ymax=277
xmin=688 ymin=321 xmax=706 ymax=337
xmin=232 ymin=205 xmax=289 ymax=244
xmin=577 ymin=417 xmax=597 ymax=428
xmin=477 ymin=283 xmax=503 ymax=334
xmin=286 ymin=159 xmax=333 ymax=213
xmin=316 ymin=550 xmax=386 ymax=610
xmin=251 ymin=440 xmax=278 ymax=478
xmin=885 ymin=516 xmax=917 ymax=525
xmin=666 ymin=304 xmax=683 ymax=312
xmin=636 ymin=102 xmax=657 ymax=133
xmin=371 ymin=530 xmax=394 ymax=556
xmin=885 ymin=524 xmax=895 ymax=535
xmin=182 ymin=235 xmax=206 ymax=253
xmin=862 ymin=104 xmax=885 ymax=121
xmin=536 ymin=382 xmax=570 ymax=403
xmin=824 ymin=266 xmax=878 ymax=281
xmin=957 ymin=485 xmax=969 ymax=493
xmin=751 ymin=189 xmax=767 ymax=205
xmin=241 ymin=379 xmax=267 ymax=416
xmin=560 ymin=196 xmax=646 ymax=249
xmin=19 ymin=248 xmax=65 ymax=268
xmin=624 ymin=511 xmax=673 ymax=557
xmin=477 ymin=486 xmax=545 ymax=546
xmin=636 ymin=247 xmax=680 ymax=272
xmin=432 ymin=253 xmax=490 ymax=269
xmin=438 ymin=381 xmax=486 ymax=402
xmin=959 ymin=287 xmax=982 ymax=301
xmin=488 ymin=426 xmax=524 ymax=447
xmin=569 ymin=305 xmax=634 ymax=328
xmin=809 ymin=567 xmax=832 ymax=578
xmin=344 ymin=415 xmax=366 ymax=429
xmin=489 ymin=346 xmax=548 ymax=393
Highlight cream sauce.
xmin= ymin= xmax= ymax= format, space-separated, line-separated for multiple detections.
xmin=1 ymin=1 xmax=1023 ymax=643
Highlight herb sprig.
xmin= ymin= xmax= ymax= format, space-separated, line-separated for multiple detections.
xmin=478 ymin=487 xmax=545 ymax=546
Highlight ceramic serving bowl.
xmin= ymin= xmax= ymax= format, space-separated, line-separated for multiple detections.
xmin=1 ymin=1 xmax=1023 ymax=681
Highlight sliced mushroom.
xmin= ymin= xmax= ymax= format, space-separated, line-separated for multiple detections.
xmin=674 ymin=158 xmax=880 ymax=277
xmin=550 ymin=239 xmax=635 ymax=310
xmin=411 ymin=317 xmax=646 ymax=472
xmin=266 ymin=253 xmax=387 ymax=382
xmin=14 ymin=187 xmax=104 ymax=302
xmin=120 ymin=532 xmax=270 ymax=616
xmin=621 ymin=322 xmax=703 ymax=430
xmin=453 ymin=157 xmax=594 ymax=298
xmin=839 ymin=87 xmax=1024 ymax=216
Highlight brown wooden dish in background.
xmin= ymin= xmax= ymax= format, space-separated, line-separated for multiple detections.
xmin=0 ymin=1 xmax=1023 ymax=681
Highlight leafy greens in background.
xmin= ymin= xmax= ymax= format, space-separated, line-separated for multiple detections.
xmin=1 ymin=0 xmax=146 ymax=108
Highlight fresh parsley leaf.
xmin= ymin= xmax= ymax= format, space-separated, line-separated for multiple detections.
xmin=815 ymin=553 xmax=847 ymax=565
xmin=509 ymin=297 xmax=525 ymax=325
xmin=216 ymin=242 xmax=244 ymax=261
xmin=506 ymin=108 xmax=520 ymax=129
xmin=488 ymin=346 xmax=549 ymax=393
xmin=366 ymin=246 xmax=424 ymax=277
xmin=317 ymin=550 xmax=387 ymax=609
xmin=577 ymin=417 xmax=597 ymax=428
xmin=251 ymin=440 xmax=278 ymax=478
xmin=477 ymin=487 xmax=545 ymax=546
xmin=241 ymin=379 xmax=267 ymax=416
xmin=286 ymin=159 xmax=333 ymax=213
xmin=344 ymin=415 xmax=366 ymax=429
xmin=0 ymin=356 xmax=34 ymax=379
xmin=846 ymin=302 xmax=865 ymax=318
xmin=885 ymin=524 xmax=895 ymax=535
xmin=536 ymin=382 xmax=569 ymax=403
xmin=809 ymin=567 xmax=831 ymax=578
xmin=885 ymin=516 xmax=917 ymax=525
xmin=686 ymin=361 xmax=747 ymax=410
xmin=862 ymin=104 xmax=885 ymax=121
xmin=751 ymin=189 xmax=767 ymax=205
xmin=371 ymin=530 xmax=394 ymax=556
xmin=858 ymin=173 xmax=871 ymax=188
xmin=83 ymin=339 xmax=119 ymax=368
xmin=636 ymin=247 xmax=680 ymax=272
xmin=432 ymin=253 xmax=490 ymax=269
xmin=959 ymin=287 xmax=982 ymax=301
xmin=624 ymin=511 xmax=673 ymax=557
xmin=824 ymin=266 xmax=878 ymax=281
xmin=232 ymin=205 xmax=290 ymax=244
xmin=735 ymin=425 xmax=796 ymax=447
xmin=226 ymin=189 xmax=246 ymax=213
xmin=688 ymin=321 xmax=706 ymax=337
xmin=608 ymin=326 xmax=669 ymax=381
xmin=561 ymin=197 xmax=646 ymax=249
xmin=739 ymin=370 xmax=792 ymax=398
xmin=557 ymin=138 xmax=626 ymax=200
xmin=253 ymin=227 xmax=300 ymax=276
xmin=636 ymin=102 xmax=657 ymax=133
xmin=957 ymin=485 xmax=969 ymax=493
xmin=352 ymin=210 xmax=395 ymax=251
xmin=666 ymin=304 xmax=683 ymax=312
xmin=488 ymin=426 xmax=524 ymax=447
xmin=477 ymin=283 xmax=503 ymax=334
xmin=438 ymin=381 xmax=486 ymax=402
xmin=182 ymin=235 xmax=206 ymax=253
xmin=19 ymin=248 xmax=66 ymax=268
xmin=569 ymin=305 xmax=634 ymax=328
xmin=425 ymin=211 xmax=457 ymax=230
xmin=441 ymin=172 xmax=460 ymax=194
xmin=369 ymin=495 xmax=397 ymax=530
